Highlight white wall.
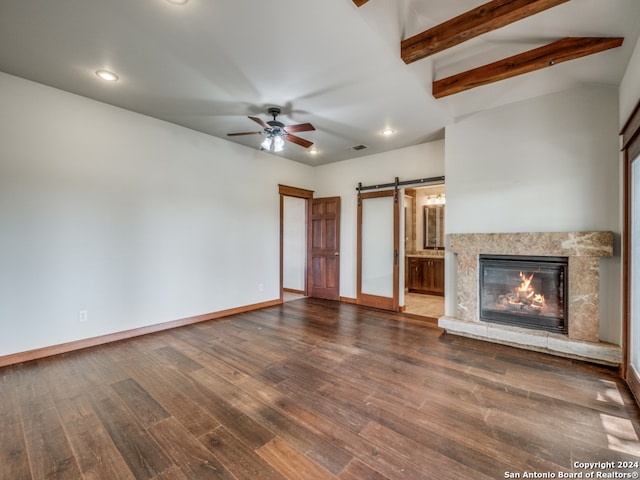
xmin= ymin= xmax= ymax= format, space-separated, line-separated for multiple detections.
xmin=313 ymin=141 xmax=445 ymax=299
xmin=0 ymin=72 xmax=313 ymax=357
xmin=445 ymin=85 xmax=621 ymax=344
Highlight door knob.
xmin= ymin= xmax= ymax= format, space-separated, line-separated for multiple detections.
xmin=334 ymin=252 xmax=340 ymax=256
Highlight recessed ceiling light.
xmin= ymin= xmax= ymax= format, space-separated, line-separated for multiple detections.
xmin=167 ymin=0 xmax=188 ymax=4
xmin=95 ymin=70 xmax=119 ymax=82
xmin=309 ymin=148 xmax=318 ymax=155
xmin=381 ymin=128 xmax=395 ymax=136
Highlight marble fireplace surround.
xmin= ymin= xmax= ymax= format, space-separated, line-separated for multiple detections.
xmin=438 ymin=232 xmax=621 ymax=365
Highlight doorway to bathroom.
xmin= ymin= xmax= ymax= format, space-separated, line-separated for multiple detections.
xmin=403 ymin=184 xmax=445 ymax=320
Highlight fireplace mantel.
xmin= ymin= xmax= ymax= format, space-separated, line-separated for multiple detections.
xmin=438 ymin=231 xmax=621 ymax=365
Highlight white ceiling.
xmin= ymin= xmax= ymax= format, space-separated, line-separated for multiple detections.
xmin=0 ymin=0 xmax=638 ymax=166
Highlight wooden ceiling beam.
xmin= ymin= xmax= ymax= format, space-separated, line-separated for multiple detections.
xmin=352 ymin=0 xmax=370 ymax=7
xmin=401 ymin=0 xmax=570 ymax=65
xmin=432 ymin=37 xmax=624 ymax=98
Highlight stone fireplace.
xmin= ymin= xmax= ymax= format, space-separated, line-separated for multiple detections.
xmin=438 ymin=232 xmax=620 ymax=365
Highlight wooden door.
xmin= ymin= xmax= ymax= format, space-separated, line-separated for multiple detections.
xmin=308 ymin=197 xmax=341 ymax=300
xmin=357 ymin=190 xmax=399 ymax=311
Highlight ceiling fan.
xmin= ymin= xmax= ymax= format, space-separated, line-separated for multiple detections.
xmin=227 ymin=107 xmax=315 ymax=152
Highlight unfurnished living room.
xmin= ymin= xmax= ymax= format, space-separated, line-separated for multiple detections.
xmin=2 ymin=1 xmax=640 ymax=479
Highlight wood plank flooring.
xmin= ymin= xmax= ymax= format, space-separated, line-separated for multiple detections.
xmin=1 ymin=297 xmax=640 ymax=479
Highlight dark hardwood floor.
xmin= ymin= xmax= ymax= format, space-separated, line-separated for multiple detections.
xmin=2 ymin=298 xmax=640 ymax=479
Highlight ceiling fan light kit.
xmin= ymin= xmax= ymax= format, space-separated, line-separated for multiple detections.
xmin=227 ymin=107 xmax=315 ymax=153
xmin=273 ymin=136 xmax=285 ymax=152
xmin=261 ymin=134 xmax=285 ymax=153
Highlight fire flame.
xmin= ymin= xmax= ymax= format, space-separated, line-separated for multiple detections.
xmin=518 ymin=271 xmax=534 ymax=293
xmin=505 ymin=272 xmax=545 ymax=310
xmin=518 ymin=272 xmax=545 ymax=302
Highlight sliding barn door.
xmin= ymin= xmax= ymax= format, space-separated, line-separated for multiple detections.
xmin=357 ymin=190 xmax=399 ymax=311
xmin=309 ymin=197 xmax=341 ymax=300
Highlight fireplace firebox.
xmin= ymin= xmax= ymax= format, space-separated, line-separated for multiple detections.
xmin=479 ymin=255 xmax=568 ymax=334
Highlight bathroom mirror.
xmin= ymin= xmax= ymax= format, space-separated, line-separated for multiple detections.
xmin=423 ymin=205 xmax=445 ymax=249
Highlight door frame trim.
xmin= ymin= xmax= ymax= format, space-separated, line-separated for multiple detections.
xmin=279 ymin=184 xmax=313 ymax=302
xmin=356 ymin=189 xmax=400 ymax=311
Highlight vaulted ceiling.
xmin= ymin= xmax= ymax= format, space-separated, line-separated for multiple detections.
xmin=0 ymin=0 xmax=638 ymax=165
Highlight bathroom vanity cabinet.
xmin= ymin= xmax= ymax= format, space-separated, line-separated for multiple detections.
xmin=407 ymin=256 xmax=444 ymax=296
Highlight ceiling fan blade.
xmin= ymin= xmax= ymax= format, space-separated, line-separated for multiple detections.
xmin=227 ymin=131 xmax=262 ymax=136
xmin=248 ymin=116 xmax=268 ymax=129
xmin=284 ymin=123 xmax=315 ymax=133
xmin=285 ymin=134 xmax=313 ymax=149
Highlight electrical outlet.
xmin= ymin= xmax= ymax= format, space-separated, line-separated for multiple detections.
xmin=79 ymin=310 xmax=88 ymax=323
xmin=258 ymin=283 xmax=264 ymax=292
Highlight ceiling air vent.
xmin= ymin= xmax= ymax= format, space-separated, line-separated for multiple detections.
xmin=348 ymin=144 xmax=368 ymax=151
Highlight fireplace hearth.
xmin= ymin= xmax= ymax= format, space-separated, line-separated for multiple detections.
xmin=479 ymin=255 xmax=567 ymax=334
